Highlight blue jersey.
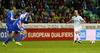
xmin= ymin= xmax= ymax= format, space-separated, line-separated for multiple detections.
xmin=6 ymin=11 xmax=16 ymax=34
xmin=14 ymin=12 xmax=28 ymax=25
xmin=13 ymin=12 xmax=28 ymax=32
xmin=6 ymin=11 xmax=16 ymax=26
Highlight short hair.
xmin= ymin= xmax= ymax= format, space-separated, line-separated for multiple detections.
xmin=11 ymin=5 xmax=16 ymax=10
xmin=74 ymin=10 xmax=78 ymax=13
xmin=26 ymin=7 xmax=32 ymax=13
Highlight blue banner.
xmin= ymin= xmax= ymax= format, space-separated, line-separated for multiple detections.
xmin=0 ymin=29 xmax=18 ymax=41
xmin=96 ymin=30 xmax=100 ymax=40
xmin=80 ymin=30 xmax=86 ymax=40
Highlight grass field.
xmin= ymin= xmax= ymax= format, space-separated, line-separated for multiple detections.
xmin=0 ymin=41 xmax=100 ymax=53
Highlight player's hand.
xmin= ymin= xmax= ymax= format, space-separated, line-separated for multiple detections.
xmin=81 ymin=22 xmax=84 ymax=24
xmin=66 ymin=22 xmax=69 ymax=24
xmin=81 ymin=20 xmax=85 ymax=24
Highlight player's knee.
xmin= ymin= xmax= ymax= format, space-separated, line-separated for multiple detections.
xmin=22 ymin=30 xmax=27 ymax=35
xmin=75 ymin=31 xmax=78 ymax=34
xmin=24 ymin=30 xmax=27 ymax=35
xmin=8 ymin=33 xmax=11 ymax=37
xmin=11 ymin=31 xmax=18 ymax=37
xmin=11 ymin=32 xmax=16 ymax=37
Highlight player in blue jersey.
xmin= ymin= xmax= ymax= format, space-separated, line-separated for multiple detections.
xmin=6 ymin=5 xmax=16 ymax=42
xmin=3 ymin=7 xmax=32 ymax=47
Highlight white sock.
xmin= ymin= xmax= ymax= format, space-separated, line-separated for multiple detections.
xmin=76 ymin=34 xmax=80 ymax=41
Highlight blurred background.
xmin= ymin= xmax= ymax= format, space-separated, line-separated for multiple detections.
xmin=0 ymin=1 xmax=100 ymax=53
xmin=0 ymin=0 xmax=100 ymax=23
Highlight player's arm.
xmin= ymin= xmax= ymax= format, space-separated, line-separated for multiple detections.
xmin=80 ymin=16 xmax=85 ymax=24
xmin=66 ymin=19 xmax=73 ymax=24
xmin=67 ymin=16 xmax=74 ymax=24
xmin=24 ymin=14 xmax=29 ymax=24
xmin=24 ymin=18 xmax=29 ymax=24
xmin=81 ymin=20 xmax=85 ymax=24
xmin=18 ymin=15 xmax=22 ymax=28
xmin=19 ymin=20 xmax=21 ymax=28
xmin=11 ymin=17 xmax=17 ymax=21
xmin=10 ymin=12 xmax=17 ymax=22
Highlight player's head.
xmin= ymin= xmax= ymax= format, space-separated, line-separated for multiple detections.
xmin=26 ymin=7 xmax=32 ymax=14
xmin=74 ymin=10 xmax=79 ymax=16
xmin=11 ymin=5 xmax=16 ymax=12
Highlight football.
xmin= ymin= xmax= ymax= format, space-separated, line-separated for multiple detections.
xmin=90 ymin=40 xmax=95 ymax=44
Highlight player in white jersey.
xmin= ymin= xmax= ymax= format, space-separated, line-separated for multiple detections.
xmin=67 ymin=10 xmax=85 ymax=44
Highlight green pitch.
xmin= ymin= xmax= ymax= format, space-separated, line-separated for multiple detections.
xmin=0 ymin=41 xmax=100 ymax=53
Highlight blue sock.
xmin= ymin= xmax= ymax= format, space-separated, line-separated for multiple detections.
xmin=5 ymin=36 xmax=12 ymax=44
xmin=17 ymin=33 xmax=25 ymax=42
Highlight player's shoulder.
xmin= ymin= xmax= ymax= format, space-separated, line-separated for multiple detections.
xmin=8 ymin=11 xmax=12 ymax=14
xmin=77 ymin=15 xmax=82 ymax=18
xmin=72 ymin=16 xmax=75 ymax=18
xmin=7 ymin=11 xmax=12 ymax=17
xmin=21 ymin=12 xmax=28 ymax=16
xmin=72 ymin=16 xmax=75 ymax=19
xmin=20 ymin=12 xmax=28 ymax=18
xmin=22 ymin=12 xmax=28 ymax=15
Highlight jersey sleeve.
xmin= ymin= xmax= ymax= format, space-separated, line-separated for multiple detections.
xmin=10 ymin=12 xmax=17 ymax=22
xmin=19 ymin=14 xmax=25 ymax=20
xmin=24 ymin=14 xmax=28 ymax=23
xmin=72 ymin=16 xmax=74 ymax=20
xmin=80 ymin=16 xmax=84 ymax=21
xmin=19 ymin=13 xmax=28 ymax=23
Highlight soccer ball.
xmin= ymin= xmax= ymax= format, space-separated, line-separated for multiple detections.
xmin=90 ymin=40 xmax=95 ymax=44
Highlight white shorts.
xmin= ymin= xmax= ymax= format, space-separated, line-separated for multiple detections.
xmin=74 ymin=26 xmax=82 ymax=32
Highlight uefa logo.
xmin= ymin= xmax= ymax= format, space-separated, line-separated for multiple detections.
xmin=80 ymin=30 xmax=86 ymax=40
xmin=96 ymin=30 xmax=100 ymax=40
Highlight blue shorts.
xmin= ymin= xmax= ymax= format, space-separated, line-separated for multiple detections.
xmin=6 ymin=25 xmax=13 ymax=34
xmin=13 ymin=23 xmax=25 ymax=32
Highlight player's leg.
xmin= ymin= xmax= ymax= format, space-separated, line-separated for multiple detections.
xmin=16 ymin=30 xmax=27 ymax=46
xmin=16 ymin=27 xmax=26 ymax=46
xmin=17 ymin=30 xmax=27 ymax=42
xmin=3 ymin=32 xmax=17 ymax=47
xmin=75 ymin=31 xmax=81 ymax=41
xmin=74 ymin=31 xmax=82 ymax=44
xmin=77 ymin=31 xmax=82 ymax=44
xmin=73 ymin=31 xmax=79 ymax=44
xmin=73 ymin=28 xmax=78 ymax=44
xmin=3 ymin=29 xmax=12 ymax=46
xmin=77 ymin=26 xmax=82 ymax=44
xmin=6 ymin=27 xmax=12 ymax=45
xmin=8 ymin=33 xmax=15 ymax=42
xmin=7 ymin=33 xmax=11 ymax=37
xmin=6 ymin=33 xmax=11 ymax=44
xmin=73 ymin=26 xmax=82 ymax=44
xmin=7 ymin=26 xmax=15 ymax=42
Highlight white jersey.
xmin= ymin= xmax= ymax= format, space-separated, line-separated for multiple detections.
xmin=72 ymin=16 xmax=84 ymax=32
xmin=72 ymin=16 xmax=83 ymax=27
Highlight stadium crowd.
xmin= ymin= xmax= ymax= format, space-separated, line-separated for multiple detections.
xmin=0 ymin=0 xmax=100 ymax=23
